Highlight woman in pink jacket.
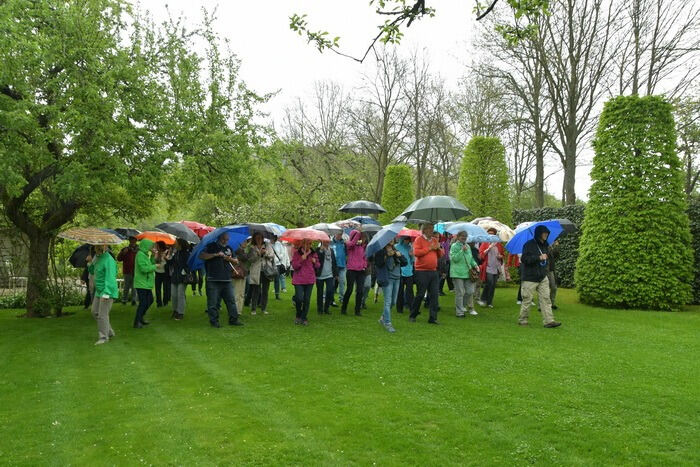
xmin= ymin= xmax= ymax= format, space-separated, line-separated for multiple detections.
xmin=341 ymin=230 xmax=368 ymax=316
xmin=291 ymin=239 xmax=320 ymax=325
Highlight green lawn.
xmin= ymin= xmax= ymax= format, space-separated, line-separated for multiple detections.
xmin=1 ymin=287 xmax=698 ymax=465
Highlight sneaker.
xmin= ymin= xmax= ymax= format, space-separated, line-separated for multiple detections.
xmin=384 ymin=322 xmax=396 ymax=333
xmin=456 ymin=313 xmax=465 ymax=318
xmin=262 ymin=310 xmax=269 ymax=315
xmin=477 ymin=300 xmax=486 ymax=307
xmin=544 ymin=321 xmax=562 ymax=328
xmin=331 ymin=302 xmax=338 ymax=307
xmin=487 ymin=304 xmax=493 ymax=309
xmin=251 ymin=310 xmax=256 ymax=315
xmin=282 ymin=289 xmax=287 ymax=293
xmin=294 ymin=318 xmax=302 ymax=325
xmin=378 ymin=318 xmax=385 ymax=326
xmin=174 ymin=314 xmax=183 ymax=321
xmin=469 ymin=309 xmax=478 ymax=316
xmin=229 ymin=320 xmax=244 ymax=326
xmin=517 ymin=300 xmax=522 ymax=305
xmin=95 ymin=339 xmax=107 ymax=345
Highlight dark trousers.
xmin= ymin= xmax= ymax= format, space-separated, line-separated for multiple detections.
xmin=410 ymin=270 xmax=440 ymax=322
xmin=206 ymin=280 xmax=239 ymax=325
xmin=134 ymin=288 xmax=153 ymax=325
xmin=517 ymin=264 xmax=524 ymax=301
xmin=249 ymin=275 xmax=271 ymax=312
xmin=342 ymin=269 xmax=366 ymax=313
xmin=155 ymin=272 xmax=170 ymax=306
xmin=481 ymin=272 xmax=498 ymax=305
xmin=316 ymin=277 xmax=335 ymax=314
xmin=440 ymin=275 xmax=453 ymax=293
xmin=294 ymin=284 xmax=314 ymax=320
xmin=190 ymin=269 xmax=203 ymax=294
xmin=397 ymin=275 xmax=414 ymax=313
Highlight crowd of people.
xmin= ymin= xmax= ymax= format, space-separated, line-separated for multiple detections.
xmin=83 ymin=222 xmax=562 ymax=345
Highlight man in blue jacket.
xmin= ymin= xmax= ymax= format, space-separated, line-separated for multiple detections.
xmin=519 ymin=225 xmax=561 ymax=328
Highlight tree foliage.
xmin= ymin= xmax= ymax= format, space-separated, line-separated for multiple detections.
xmin=575 ymin=95 xmax=693 ymax=310
xmin=457 ymin=136 xmax=512 ymax=225
xmin=379 ymin=165 xmax=414 ymax=224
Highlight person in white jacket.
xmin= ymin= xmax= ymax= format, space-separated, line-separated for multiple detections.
xmin=271 ymin=235 xmax=291 ymax=299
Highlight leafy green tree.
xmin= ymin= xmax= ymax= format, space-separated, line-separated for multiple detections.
xmin=379 ymin=165 xmax=414 ymax=224
xmin=575 ymin=95 xmax=693 ymax=310
xmin=0 ymin=1 xmax=266 ymax=315
xmin=457 ymin=136 xmax=512 ymax=225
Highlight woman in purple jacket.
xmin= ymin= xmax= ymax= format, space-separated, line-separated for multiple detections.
xmin=341 ymin=229 xmax=368 ymax=316
xmin=291 ymin=239 xmax=320 ymax=326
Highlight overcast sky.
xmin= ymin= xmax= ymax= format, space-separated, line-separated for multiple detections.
xmin=143 ymin=0 xmax=592 ymax=200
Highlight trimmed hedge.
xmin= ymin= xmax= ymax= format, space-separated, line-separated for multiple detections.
xmin=575 ymin=95 xmax=692 ymax=311
xmin=380 ymin=165 xmax=415 ymax=224
xmin=688 ymin=198 xmax=700 ymax=304
xmin=512 ymin=205 xmax=585 ymax=288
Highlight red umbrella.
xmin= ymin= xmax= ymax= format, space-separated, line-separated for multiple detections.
xmin=280 ymin=228 xmax=330 ymax=244
xmin=398 ymin=228 xmax=421 ymax=239
xmin=181 ymin=220 xmax=215 ymax=239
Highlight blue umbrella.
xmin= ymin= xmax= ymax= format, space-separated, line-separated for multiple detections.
xmin=364 ymin=222 xmax=406 ymax=258
xmin=469 ymin=234 xmax=502 ymax=244
xmin=445 ymin=222 xmax=490 ymax=239
xmin=505 ymin=220 xmax=564 ymax=254
xmin=188 ymin=225 xmax=249 ymax=271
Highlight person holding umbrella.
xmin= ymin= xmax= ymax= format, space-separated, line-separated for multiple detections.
xmin=117 ymin=236 xmax=138 ymax=305
xmin=133 ymin=239 xmax=157 ymax=328
xmin=374 ymin=238 xmax=407 ymax=333
xmin=394 ymin=236 xmax=414 ymax=314
xmin=519 ymin=225 xmax=561 ymax=328
xmin=409 ymin=222 xmax=444 ymax=324
xmin=199 ymin=232 xmax=244 ymax=328
xmin=241 ymin=232 xmax=275 ymax=315
xmin=341 ymin=230 xmax=368 ymax=317
xmin=168 ymin=238 xmax=191 ymax=320
xmin=478 ymin=228 xmax=505 ymax=308
xmin=449 ymin=231 xmax=480 ymax=317
xmin=315 ymin=240 xmax=338 ymax=315
xmin=291 ymin=239 xmax=320 ymax=325
xmin=88 ymin=244 xmax=118 ymax=344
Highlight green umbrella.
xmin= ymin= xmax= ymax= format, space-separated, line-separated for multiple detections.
xmin=398 ymin=196 xmax=472 ymax=223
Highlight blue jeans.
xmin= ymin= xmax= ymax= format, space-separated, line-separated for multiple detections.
xmin=294 ymin=284 xmax=314 ymax=320
xmin=381 ymin=277 xmax=400 ymax=324
xmin=334 ymin=267 xmax=346 ymax=300
xmin=274 ymin=273 xmax=287 ymax=294
xmin=206 ymin=280 xmax=239 ymax=324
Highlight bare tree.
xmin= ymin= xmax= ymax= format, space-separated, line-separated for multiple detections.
xmin=429 ymin=110 xmax=462 ymax=196
xmin=349 ymin=48 xmax=409 ymax=201
xmin=674 ymin=91 xmax=700 ymax=196
xmin=452 ymin=68 xmax=511 ymax=139
xmin=615 ymin=0 xmax=700 ymax=97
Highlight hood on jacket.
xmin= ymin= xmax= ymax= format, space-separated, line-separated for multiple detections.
xmin=139 ymin=239 xmax=155 ymax=253
xmin=349 ymin=230 xmax=362 ymax=243
xmin=534 ymin=225 xmax=550 ymax=245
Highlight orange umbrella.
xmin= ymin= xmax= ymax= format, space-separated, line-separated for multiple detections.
xmin=136 ymin=231 xmax=176 ymax=245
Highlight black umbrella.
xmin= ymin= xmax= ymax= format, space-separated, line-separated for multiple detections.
xmin=115 ymin=228 xmax=141 ymax=239
xmin=338 ymin=200 xmax=386 ymax=215
xmin=101 ymin=228 xmax=126 ymax=240
xmin=398 ymin=196 xmax=472 ymax=223
xmin=155 ymin=222 xmax=200 ymax=244
xmin=69 ymin=244 xmax=92 ymax=268
xmin=552 ymin=218 xmax=577 ymax=235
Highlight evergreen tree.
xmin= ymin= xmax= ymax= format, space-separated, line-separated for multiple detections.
xmin=380 ymin=165 xmax=414 ymax=224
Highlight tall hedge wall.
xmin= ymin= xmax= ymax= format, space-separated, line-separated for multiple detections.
xmin=688 ymin=198 xmax=700 ymax=304
xmin=512 ymin=205 xmax=585 ymax=288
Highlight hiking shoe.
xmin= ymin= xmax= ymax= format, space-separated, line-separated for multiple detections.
xmin=469 ymin=309 xmax=478 ymax=316
xmin=518 ymin=322 xmax=528 ymax=326
xmin=384 ymin=322 xmax=396 ymax=333
xmin=544 ymin=321 xmax=562 ymax=328
xmin=477 ymin=300 xmax=486 ymax=307
xmin=95 ymin=339 xmax=107 ymax=345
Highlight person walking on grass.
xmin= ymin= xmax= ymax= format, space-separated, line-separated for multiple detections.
xmin=168 ymin=238 xmax=190 ymax=321
xmin=291 ymin=239 xmax=319 ymax=325
xmin=270 ymin=235 xmax=290 ymax=299
xmin=133 ymin=239 xmax=157 ymax=328
xmin=547 ymin=239 xmax=560 ymax=310
xmin=89 ymin=244 xmax=118 ymax=344
xmin=341 ymin=229 xmax=367 ymax=317
xmin=478 ymin=228 xmax=504 ymax=308
xmin=243 ymin=232 xmax=275 ymax=315
xmin=117 ymin=236 xmax=138 ymax=305
xmin=374 ymin=238 xmax=407 ymax=333
xmin=199 ymin=232 xmax=244 ymax=328
xmin=394 ymin=236 xmax=414 ymax=314
xmin=519 ymin=225 xmax=561 ymax=328
xmin=409 ymin=222 xmax=444 ymax=325
xmin=449 ymin=231 xmax=479 ymax=318
xmin=331 ymin=232 xmax=346 ymax=307
xmin=315 ymin=240 xmax=337 ymax=315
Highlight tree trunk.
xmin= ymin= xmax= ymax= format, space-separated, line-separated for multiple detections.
xmin=534 ymin=129 xmax=545 ymax=208
xmin=25 ymin=232 xmax=52 ymax=317
xmin=563 ymin=154 xmax=577 ymax=205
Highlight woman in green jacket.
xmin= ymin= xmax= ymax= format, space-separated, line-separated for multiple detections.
xmin=133 ymin=239 xmax=157 ymax=328
xmin=449 ymin=231 xmax=479 ymax=318
xmin=88 ymin=245 xmax=119 ymax=345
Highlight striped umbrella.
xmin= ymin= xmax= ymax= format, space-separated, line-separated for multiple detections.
xmin=58 ymin=227 xmax=123 ymax=245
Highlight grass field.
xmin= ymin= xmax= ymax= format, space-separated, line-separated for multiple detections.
xmin=1 ymin=286 xmax=698 ymax=465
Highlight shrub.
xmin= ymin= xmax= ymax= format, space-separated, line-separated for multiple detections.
xmin=458 ymin=137 xmax=512 ymax=225
xmin=379 ymin=165 xmax=414 ymax=224
xmin=687 ymin=197 xmax=700 ymax=304
xmin=575 ymin=95 xmax=693 ymax=310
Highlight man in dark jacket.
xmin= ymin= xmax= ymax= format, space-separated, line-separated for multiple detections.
xmin=315 ymin=240 xmax=338 ymax=315
xmin=519 ymin=225 xmax=561 ymax=328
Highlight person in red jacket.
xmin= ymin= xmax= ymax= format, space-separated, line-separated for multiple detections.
xmin=478 ymin=228 xmax=505 ymax=308
xmin=116 ymin=236 xmax=138 ymax=305
xmin=409 ymin=222 xmax=444 ymax=324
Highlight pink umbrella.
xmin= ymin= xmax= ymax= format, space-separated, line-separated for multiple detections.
xmin=280 ymin=228 xmax=330 ymax=244
xmin=398 ymin=228 xmax=421 ymax=239
xmin=181 ymin=220 xmax=215 ymax=239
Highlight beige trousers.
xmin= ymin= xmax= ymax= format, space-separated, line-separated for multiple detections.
xmin=233 ymin=278 xmax=245 ymax=314
xmin=91 ymin=297 xmax=115 ymax=340
xmin=519 ymin=278 xmax=555 ymax=325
